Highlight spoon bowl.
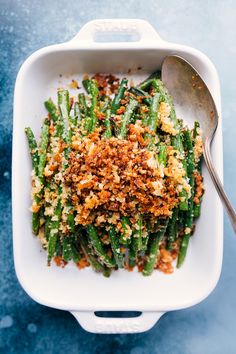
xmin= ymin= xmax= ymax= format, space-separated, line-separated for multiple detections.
xmin=162 ymin=55 xmax=236 ymax=233
xmin=162 ymin=55 xmax=217 ymax=141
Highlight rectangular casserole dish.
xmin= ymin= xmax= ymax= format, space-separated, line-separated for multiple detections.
xmin=12 ymin=19 xmax=223 ymax=334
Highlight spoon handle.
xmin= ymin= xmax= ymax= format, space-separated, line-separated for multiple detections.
xmin=204 ymin=139 xmax=236 ymax=233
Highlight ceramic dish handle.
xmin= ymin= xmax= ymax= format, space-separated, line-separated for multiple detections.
xmin=71 ymin=311 xmax=164 ymax=334
xmin=70 ymin=19 xmax=162 ymax=45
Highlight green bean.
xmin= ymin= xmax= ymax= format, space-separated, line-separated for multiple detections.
xmin=143 ymin=218 xmax=169 ymax=276
xmin=67 ymin=210 xmax=75 ymax=233
xmin=103 ymin=108 xmax=112 ymax=139
xmin=158 ymin=145 xmax=167 ymax=166
xmin=108 ymin=226 xmax=124 ymax=268
xmin=120 ymin=216 xmax=132 ymax=245
xmin=117 ymin=98 xmax=138 ymax=139
xmin=44 ymin=215 xmax=51 ymax=241
xmin=129 ymin=87 xmax=152 ymax=105
xmin=128 ymin=246 xmax=136 ymax=268
xmin=78 ymin=93 xmax=88 ymax=119
xmin=37 ymin=119 xmax=49 ymax=178
xmin=102 ymin=268 xmax=112 ymax=277
xmin=100 ymin=98 xmax=110 ymax=113
xmin=134 ymin=216 xmax=143 ymax=251
xmin=55 ymin=235 xmax=63 ymax=256
xmin=44 ymin=98 xmax=59 ymax=122
xmin=80 ymin=234 xmax=112 ymax=275
xmin=148 ymin=70 xmax=161 ymax=80
xmin=73 ymin=101 xmax=80 ymax=126
xmin=71 ymin=243 xmax=82 ymax=263
xmin=58 ymin=91 xmax=77 ymax=241
xmin=177 ymin=176 xmax=194 ymax=268
xmin=47 ymin=198 xmax=62 ymax=264
xmin=166 ymin=207 xmax=178 ymax=250
xmin=138 ymin=78 xmax=155 ymax=92
xmin=137 ymin=71 xmax=162 ymax=91
xmin=44 ymin=97 xmax=64 ymax=137
xmin=152 ymin=79 xmax=180 ymax=133
xmin=24 ymin=127 xmax=38 ymax=174
xmin=172 ymin=133 xmax=189 ymax=211
xmin=193 ymin=202 xmax=201 ymax=218
xmin=130 ymin=113 xmax=140 ymax=124
xmin=46 ymin=91 xmax=70 ymax=260
xmin=57 ymin=90 xmax=73 ymax=147
xmin=62 ymin=236 xmax=72 ymax=262
xmin=129 ymin=216 xmax=142 ymax=267
xmin=31 ymin=212 xmax=40 ymax=236
xmin=74 ymin=101 xmax=80 ymax=118
xmin=82 ymin=79 xmax=91 ymax=93
xmin=141 ymin=219 xmax=151 ymax=252
xmin=86 ymin=224 xmax=116 ymax=268
xmin=177 ymin=129 xmax=195 ymax=267
xmin=142 ymin=234 xmax=149 ymax=252
xmin=58 ymin=89 xmax=70 ymax=122
xmin=183 ymin=129 xmax=194 ymax=176
xmin=89 ymin=80 xmax=99 ymax=132
xmin=193 ymin=121 xmax=200 ymax=139
xmin=145 ymin=92 xmax=160 ymax=147
xmin=82 ymin=79 xmax=99 ymax=133
xmin=179 ymin=184 xmax=188 ymax=211
xmin=178 ymin=211 xmax=185 ymax=232
xmin=30 ymin=119 xmax=49 ymax=235
xmin=147 ymin=93 xmax=160 ymax=131
xmin=111 ymin=78 xmax=128 ymax=115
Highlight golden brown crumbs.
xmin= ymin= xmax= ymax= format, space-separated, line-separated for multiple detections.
xmin=92 ymin=73 xmax=120 ymax=96
xmin=77 ymin=257 xmax=90 ymax=269
xmin=193 ymin=171 xmax=204 ymax=204
xmin=64 ymin=127 xmax=179 ymax=226
xmin=54 ymin=256 xmax=67 ymax=268
xmin=68 ymin=79 xmax=80 ymax=89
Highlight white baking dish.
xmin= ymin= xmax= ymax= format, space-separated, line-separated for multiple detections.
xmin=12 ymin=19 xmax=223 ymax=334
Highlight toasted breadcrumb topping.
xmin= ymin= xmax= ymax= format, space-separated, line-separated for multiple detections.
xmin=63 ymin=124 xmax=187 ymax=227
xmin=193 ymin=170 xmax=204 ymax=204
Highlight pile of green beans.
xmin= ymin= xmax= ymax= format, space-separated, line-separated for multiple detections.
xmin=25 ymin=72 xmax=204 ymax=276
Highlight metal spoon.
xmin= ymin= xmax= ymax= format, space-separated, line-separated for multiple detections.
xmin=162 ymin=55 xmax=236 ymax=233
